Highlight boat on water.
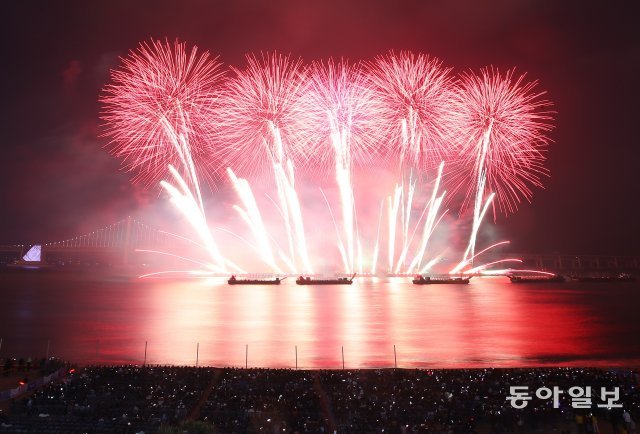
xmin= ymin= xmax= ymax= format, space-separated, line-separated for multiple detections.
xmin=509 ymin=274 xmax=565 ymax=283
xmin=296 ymin=274 xmax=356 ymax=285
xmin=227 ymin=276 xmax=284 ymax=285
xmin=571 ymin=274 xmax=636 ymax=283
xmin=412 ymin=275 xmax=470 ymax=285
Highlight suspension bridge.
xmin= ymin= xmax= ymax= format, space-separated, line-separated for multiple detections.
xmin=0 ymin=217 xmax=178 ymax=266
xmin=0 ymin=218 xmax=638 ymax=272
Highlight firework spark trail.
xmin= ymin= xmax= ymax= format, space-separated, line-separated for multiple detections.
xmin=482 ymin=269 xmax=555 ymax=276
xmin=415 ymin=212 xmax=449 ymax=274
xmin=159 ymin=111 xmax=229 ymax=272
xmin=357 ymin=234 xmax=364 ymax=275
xmin=371 ymin=200 xmax=384 ymax=274
xmin=158 ymin=230 xmax=208 ymax=250
xmin=213 ymin=227 xmax=261 ymax=256
xmin=227 ymin=168 xmax=286 ymax=274
xmin=219 ymin=216 xmax=296 ymax=274
xmin=463 ymin=126 xmax=493 ymax=266
xmin=368 ymin=52 xmax=459 ymax=271
xmin=267 ymin=128 xmax=312 ymax=272
xmin=463 ymin=258 xmax=523 ymax=275
xmin=160 ymin=165 xmax=231 ymax=271
xmin=156 ymin=228 xmax=251 ymax=272
xmin=454 ymin=191 xmax=495 ymax=272
xmin=387 ymin=185 xmax=402 ymax=272
xmin=392 ymin=165 xmax=447 ymax=274
xmin=136 ymin=249 xmax=224 ymax=272
xmin=393 ymin=173 xmax=445 ymax=274
xmin=450 ymin=68 xmax=552 ymax=272
xmin=419 ymin=255 xmax=443 ymax=274
xmin=158 ymin=128 xmax=251 ymax=273
xmin=218 ymin=53 xmax=312 ymax=273
xmin=400 ymin=173 xmax=416 ymax=269
xmin=274 ymin=160 xmax=313 ymax=273
xmin=334 ymin=128 xmax=356 ymax=273
xmin=139 ymin=270 xmax=219 ymax=279
xmin=320 ymin=188 xmax=349 ymax=272
xmin=449 ymin=240 xmax=511 ymax=274
xmin=271 ymin=147 xmax=295 ymax=264
xmin=393 ymin=189 xmax=422 ymax=272
xmin=408 ymin=193 xmax=445 ymax=273
xmin=259 ymin=124 xmax=299 ymax=268
xmin=407 ymin=162 xmax=447 ymax=273
xmin=394 ymin=192 xmax=434 ymax=273
xmin=159 ymin=116 xmax=206 ymax=210
xmin=297 ymin=59 xmax=385 ymax=273
xmin=352 ymin=196 xmax=365 ymax=274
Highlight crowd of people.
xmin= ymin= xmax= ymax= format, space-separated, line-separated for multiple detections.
xmin=199 ymin=368 xmax=325 ymax=433
xmin=2 ymin=357 xmax=66 ymax=379
xmin=318 ymin=368 xmax=639 ymax=433
xmin=2 ymin=365 xmax=214 ymax=433
xmin=0 ymin=364 xmax=637 ymax=433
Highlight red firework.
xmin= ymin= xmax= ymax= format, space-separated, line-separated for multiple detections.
xmin=453 ymin=67 xmax=554 ymax=215
xmin=366 ymin=51 xmax=459 ymax=169
xmin=100 ymin=39 xmax=224 ymax=187
xmin=294 ymin=58 xmax=387 ymax=172
xmin=215 ymin=52 xmax=308 ymax=176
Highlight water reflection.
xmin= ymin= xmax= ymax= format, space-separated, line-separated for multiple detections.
xmin=0 ymin=271 xmax=638 ymax=368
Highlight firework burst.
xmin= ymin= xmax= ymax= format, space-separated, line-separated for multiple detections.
xmin=295 ymin=59 xmax=387 ymax=170
xmin=216 ymin=52 xmax=313 ymax=272
xmin=216 ymin=52 xmax=308 ymax=175
xmin=295 ymin=59 xmax=386 ymax=272
xmin=451 ymin=67 xmax=553 ymax=269
xmin=100 ymin=39 xmax=224 ymax=187
xmin=99 ymin=40 xmax=555 ymax=276
xmin=366 ymin=52 xmax=458 ymax=271
xmin=366 ymin=51 xmax=458 ymax=169
xmin=453 ymin=67 xmax=554 ymax=215
xmin=101 ymin=39 xmax=230 ymax=272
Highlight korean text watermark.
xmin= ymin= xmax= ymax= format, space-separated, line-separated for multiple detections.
xmin=506 ymin=386 xmax=622 ymax=409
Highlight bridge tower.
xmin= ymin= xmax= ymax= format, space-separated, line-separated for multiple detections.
xmin=122 ymin=216 xmax=133 ymax=265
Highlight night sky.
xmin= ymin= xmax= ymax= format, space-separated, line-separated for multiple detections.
xmin=0 ymin=1 xmax=638 ymax=255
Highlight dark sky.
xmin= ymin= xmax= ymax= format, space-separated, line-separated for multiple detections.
xmin=0 ymin=0 xmax=638 ymax=255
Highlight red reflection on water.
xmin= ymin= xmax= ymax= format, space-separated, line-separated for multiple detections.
xmin=1 ymin=272 xmax=639 ymax=368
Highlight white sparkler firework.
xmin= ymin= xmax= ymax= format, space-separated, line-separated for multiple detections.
xmin=296 ymin=59 xmax=384 ymax=273
xmin=451 ymin=68 xmax=552 ymax=272
xmin=406 ymin=162 xmax=446 ymax=273
xmin=217 ymin=53 xmax=313 ymax=273
xmin=156 ymin=114 xmax=234 ymax=273
xmin=102 ymin=45 xmax=554 ymax=277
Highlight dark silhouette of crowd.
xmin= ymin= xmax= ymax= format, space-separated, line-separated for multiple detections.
xmin=2 ymin=365 xmax=214 ymax=433
xmin=199 ymin=368 xmax=325 ymax=433
xmin=0 ymin=365 xmax=637 ymax=433
xmin=319 ymin=368 xmax=639 ymax=433
xmin=2 ymin=357 xmax=65 ymax=379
